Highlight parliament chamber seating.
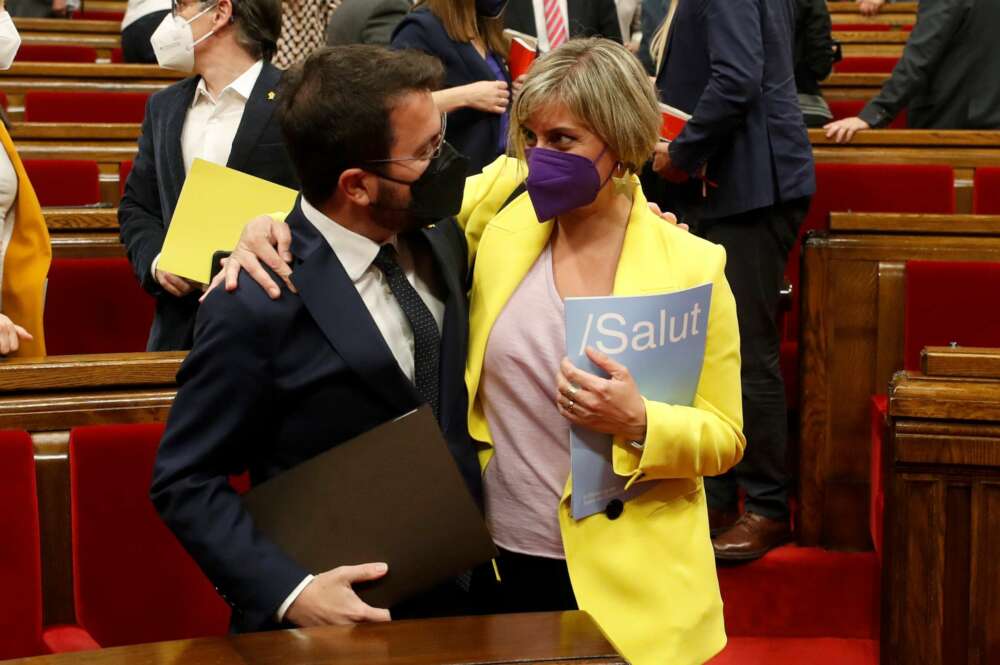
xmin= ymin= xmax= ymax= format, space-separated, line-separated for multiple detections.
xmin=43 ymin=258 xmax=155 ymax=355
xmin=71 ymin=11 xmax=125 ymax=22
xmin=828 ymin=100 xmax=908 ymax=128
xmin=15 ymin=44 xmax=99 ymax=64
xmin=40 ymin=424 xmax=230 ymax=652
xmin=833 ymin=56 xmax=900 ymax=74
xmin=23 ymin=91 xmax=149 ymax=124
xmin=22 ymin=159 xmax=101 ymax=206
xmin=780 ymin=163 xmax=955 ymax=409
xmin=973 ymin=167 xmax=1000 ymax=214
xmin=0 ymin=430 xmax=45 ymax=660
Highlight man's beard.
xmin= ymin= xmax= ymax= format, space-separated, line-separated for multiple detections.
xmin=371 ymin=180 xmax=425 ymax=235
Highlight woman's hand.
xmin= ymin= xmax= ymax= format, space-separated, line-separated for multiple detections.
xmin=201 ymin=214 xmax=295 ymax=302
xmin=0 ymin=314 xmax=32 ymax=355
xmin=556 ymin=348 xmax=647 ymax=442
xmin=651 ymin=142 xmax=690 ymax=183
xmin=464 ymin=80 xmax=510 ymax=114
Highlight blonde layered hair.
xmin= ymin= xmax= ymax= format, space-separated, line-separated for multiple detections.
xmin=416 ymin=0 xmax=509 ymax=57
xmin=508 ymin=38 xmax=661 ymax=173
xmin=649 ymin=0 xmax=679 ymax=74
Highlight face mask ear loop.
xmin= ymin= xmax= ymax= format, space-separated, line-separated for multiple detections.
xmin=187 ymin=2 xmax=221 ymax=49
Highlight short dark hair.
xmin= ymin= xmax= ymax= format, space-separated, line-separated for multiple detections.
xmin=231 ymin=0 xmax=281 ymax=61
xmin=278 ymin=46 xmax=445 ymax=206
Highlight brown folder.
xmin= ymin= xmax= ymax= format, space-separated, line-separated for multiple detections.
xmin=242 ymin=407 xmax=496 ymax=609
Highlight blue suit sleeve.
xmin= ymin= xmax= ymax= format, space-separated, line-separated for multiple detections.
xmin=150 ymin=287 xmax=309 ymax=630
xmin=668 ymin=0 xmax=764 ymax=173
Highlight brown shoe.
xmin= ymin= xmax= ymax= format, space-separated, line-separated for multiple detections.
xmin=708 ymin=507 xmax=739 ymax=537
xmin=712 ymin=512 xmax=791 ymax=562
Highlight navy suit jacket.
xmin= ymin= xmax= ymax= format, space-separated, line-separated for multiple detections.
xmin=151 ymin=200 xmax=481 ymax=633
xmin=657 ymin=0 xmax=815 ymax=219
xmin=118 ymin=62 xmax=299 ymax=351
xmin=503 ymin=0 xmax=623 ymax=43
xmin=392 ymin=9 xmax=510 ymax=175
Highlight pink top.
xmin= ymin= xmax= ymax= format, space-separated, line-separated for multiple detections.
xmin=481 ymin=243 xmax=570 ymax=559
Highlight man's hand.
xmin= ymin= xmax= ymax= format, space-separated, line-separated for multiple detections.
xmin=284 ymin=563 xmax=392 ymax=628
xmin=0 ymin=314 xmax=32 ymax=355
xmin=156 ymin=269 xmax=197 ymax=298
xmin=858 ymin=0 xmax=884 ymax=17
xmin=652 ymin=142 xmax=690 ymax=184
xmin=646 ymin=201 xmax=688 ymax=231
xmin=823 ymin=116 xmax=871 ymax=144
xmin=201 ymin=214 xmax=295 ymax=302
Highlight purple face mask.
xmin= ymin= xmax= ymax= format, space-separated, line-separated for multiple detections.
xmin=525 ymin=146 xmax=609 ymax=222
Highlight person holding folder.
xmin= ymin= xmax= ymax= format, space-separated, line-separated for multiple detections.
xmin=150 ymin=46 xmax=482 ymax=632
xmin=220 ymin=40 xmax=744 ymax=665
xmin=118 ymin=0 xmax=297 ymax=351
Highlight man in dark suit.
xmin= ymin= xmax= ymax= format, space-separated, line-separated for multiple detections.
xmin=825 ymin=0 xmax=1000 ymax=141
xmin=325 ymin=0 xmax=410 ymax=46
xmin=151 ymin=45 xmax=481 ymax=633
xmin=118 ymin=0 xmax=298 ymax=351
xmin=503 ymin=0 xmax=622 ymax=49
xmin=650 ymin=0 xmax=815 ymax=561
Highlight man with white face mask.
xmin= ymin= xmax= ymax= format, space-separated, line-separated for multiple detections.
xmin=119 ymin=0 xmax=298 ymax=351
xmin=0 ymin=4 xmax=50 ymax=357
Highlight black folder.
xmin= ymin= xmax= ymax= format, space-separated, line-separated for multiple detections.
xmin=242 ymin=407 xmax=496 ymax=609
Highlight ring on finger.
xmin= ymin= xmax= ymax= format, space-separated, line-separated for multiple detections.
xmin=567 ymin=383 xmax=579 ymax=398
xmin=566 ymin=399 xmax=575 ymax=412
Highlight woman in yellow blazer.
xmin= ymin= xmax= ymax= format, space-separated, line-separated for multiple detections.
xmin=0 ymin=5 xmax=51 ymax=356
xmin=456 ymin=40 xmax=744 ymax=665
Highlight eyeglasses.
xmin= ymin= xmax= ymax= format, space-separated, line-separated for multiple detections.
xmin=171 ymin=0 xmax=212 ymax=17
xmin=364 ymin=113 xmax=448 ymax=164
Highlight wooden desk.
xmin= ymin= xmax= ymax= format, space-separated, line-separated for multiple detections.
xmin=882 ymin=355 xmax=1000 ymax=665
xmin=820 ymin=72 xmax=889 ymax=100
xmin=13 ymin=18 xmax=121 ymax=35
xmin=5 ymin=611 xmax=625 ymax=665
xmin=828 ymin=1 xmax=916 ymax=26
xmin=798 ymin=222 xmax=1000 ymax=549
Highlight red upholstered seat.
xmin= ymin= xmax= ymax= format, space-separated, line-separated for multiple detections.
xmin=0 ymin=430 xmax=45 ymax=660
xmin=43 ymin=258 xmax=155 ymax=355
xmin=828 ymin=100 xmax=908 ymax=128
xmin=65 ymin=424 xmax=230 ymax=648
xmin=119 ymin=160 xmax=133 ymax=197
xmin=833 ymin=57 xmax=899 ymax=74
xmin=72 ymin=10 xmax=125 ymax=20
xmin=15 ymin=44 xmax=98 ymax=63
xmin=781 ymin=164 xmax=954 ymax=408
xmin=21 ymin=160 xmax=101 ymax=206
xmin=832 ymin=22 xmax=892 ymax=31
xmin=973 ymin=167 xmax=1000 ymax=214
xmin=869 ymin=395 xmax=888 ymax=557
xmin=709 ymin=637 xmax=879 ymax=664
xmin=24 ymin=91 xmax=149 ymax=124
xmin=0 ymin=91 xmax=8 ymax=110
xmin=110 ymin=48 xmax=124 ymax=64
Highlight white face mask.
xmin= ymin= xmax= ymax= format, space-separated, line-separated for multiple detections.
xmin=0 ymin=11 xmax=22 ymax=70
xmin=150 ymin=3 xmax=219 ymax=73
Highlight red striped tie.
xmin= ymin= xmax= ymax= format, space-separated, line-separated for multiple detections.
xmin=543 ymin=0 xmax=568 ymax=50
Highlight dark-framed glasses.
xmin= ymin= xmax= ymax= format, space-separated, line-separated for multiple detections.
xmin=365 ymin=113 xmax=448 ymax=164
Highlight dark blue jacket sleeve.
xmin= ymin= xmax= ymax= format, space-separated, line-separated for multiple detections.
xmin=668 ymin=0 xmax=764 ymax=173
xmin=150 ymin=288 xmax=309 ymax=630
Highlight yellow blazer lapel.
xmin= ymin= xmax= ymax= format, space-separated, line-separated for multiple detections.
xmin=612 ymin=179 xmax=677 ymax=297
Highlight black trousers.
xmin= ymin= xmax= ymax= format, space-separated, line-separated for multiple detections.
xmin=121 ymin=10 xmax=169 ymax=64
xmin=698 ymin=198 xmax=810 ymax=520
xmin=472 ymin=548 xmax=578 ymax=614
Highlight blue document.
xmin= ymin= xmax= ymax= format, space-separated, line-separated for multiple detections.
xmin=565 ymin=283 xmax=713 ymax=520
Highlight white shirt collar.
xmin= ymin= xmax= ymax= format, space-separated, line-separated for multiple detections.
xmin=299 ymin=197 xmax=398 ymax=283
xmin=192 ymin=59 xmax=264 ymax=107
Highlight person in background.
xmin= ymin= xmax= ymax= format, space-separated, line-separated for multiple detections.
xmin=0 ymin=5 xmax=49 ymax=357
xmin=636 ymin=0 xmax=667 ymax=74
xmin=649 ymin=0 xmax=815 ymax=561
xmin=6 ymin=0 xmax=64 ymax=18
xmin=325 ymin=0 xmax=411 ymax=47
xmin=614 ymin=0 xmax=642 ymax=52
xmin=274 ymin=0 xmax=338 ymax=67
xmin=824 ymin=0 xmax=1000 ymax=142
xmin=121 ymin=0 xmax=172 ymax=63
xmin=119 ymin=0 xmax=297 ymax=351
xmin=502 ymin=0 xmax=622 ymax=49
xmin=794 ymin=0 xmax=838 ymax=127
xmin=392 ymin=0 xmax=511 ymax=175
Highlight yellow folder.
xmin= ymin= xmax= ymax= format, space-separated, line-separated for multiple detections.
xmin=157 ymin=159 xmax=298 ymax=284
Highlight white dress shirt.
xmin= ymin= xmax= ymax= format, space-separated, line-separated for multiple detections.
xmin=152 ymin=60 xmax=263 ymax=278
xmin=121 ymin=0 xmax=171 ymax=30
xmin=275 ymin=197 xmax=447 ymax=622
xmin=0 ymin=147 xmax=17 ymax=310
xmin=531 ymin=0 xmax=570 ymax=52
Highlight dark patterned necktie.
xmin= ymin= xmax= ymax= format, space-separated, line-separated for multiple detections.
xmin=372 ymin=244 xmax=441 ymax=418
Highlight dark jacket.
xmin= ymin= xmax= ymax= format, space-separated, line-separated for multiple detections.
xmin=793 ymin=0 xmax=835 ymax=95
xmin=325 ymin=0 xmax=410 ymax=46
xmin=151 ymin=200 xmax=481 ymax=633
xmin=859 ymin=0 xmax=1000 ymax=129
xmin=503 ymin=0 xmax=623 ymax=43
xmin=657 ymin=0 xmax=815 ymax=219
xmin=118 ymin=62 xmax=298 ymax=351
xmin=392 ymin=8 xmax=509 ymax=175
